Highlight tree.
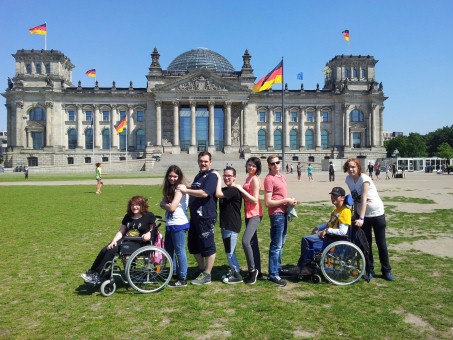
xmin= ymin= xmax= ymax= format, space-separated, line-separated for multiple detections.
xmin=425 ymin=125 xmax=453 ymax=156
xmin=405 ymin=133 xmax=427 ymax=157
xmin=435 ymin=142 xmax=453 ymax=160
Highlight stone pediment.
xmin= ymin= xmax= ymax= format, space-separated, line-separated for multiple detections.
xmin=155 ymin=69 xmax=245 ymax=92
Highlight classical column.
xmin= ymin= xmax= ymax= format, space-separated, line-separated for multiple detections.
xmin=155 ymin=101 xmax=162 ymax=146
xmin=111 ymin=105 xmax=118 ymax=149
xmin=371 ymin=103 xmax=378 ymax=147
xmin=267 ymin=106 xmax=274 ymax=148
xmin=241 ymin=101 xmax=248 ymax=147
xmin=128 ymin=105 xmax=134 ymax=149
xmin=173 ymin=101 xmax=179 ymax=146
xmin=208 ymin=101 xmax=215 ymax=147
xmin=190 ymin=101 xmax=196 ymax=147
xmin=94 ymin=105 xmax=100 ymax=148
xmin=76 ymin=104 xmax=83 ymax=148
xmin=224 ymin=101 xmax=232 ymax=147
xmin=344 ymin=104 xmax=350 ymax=148
xmin=299 ymin=106 xmax=305 ymax=149
xmin=379 ymin=106 xmax=384 ymax=147
xmin=315 ymin=106 xmax=321 ymax=149
xmin=285 ymin=106 xmax=290 ymax=149
xmin=368 ymin=110 xmax=373 ymax=148
xmin=45 ymin=101 xmax=53 ymax=147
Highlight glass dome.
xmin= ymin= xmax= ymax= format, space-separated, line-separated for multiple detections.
xmin=167 ymin=48 xmax=235 ymax=74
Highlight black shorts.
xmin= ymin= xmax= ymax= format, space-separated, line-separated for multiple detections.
xmin=188 ymin=218 xmax=216 ymax=257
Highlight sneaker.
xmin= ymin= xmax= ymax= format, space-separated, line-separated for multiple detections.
xmin=168 ymin=279 xmax=187 ymax=288
xmin=81 ymin=272 xmax=99 ymax=284
xmin=279 ymin=268 xmax=293 ymax=278
xmin=268 ymin=276 xmax=287 ymax=287
xmin=190 ymin=268 xmax=205 ymax=280
xmin=363 ymin=272 xmax=375 ymax=282
xmin=300 ymin=266 xmax=315 ymax=276
xmin=221 ymin=269 xmax=233 ymax=280
xmin=243 ymin=269 xmax=259 ymax=284
xmin=382 ymin=272 xmax=395 ymax=281
xmin=222 ymin=271 xmax=243 ymax=284
xmin=191 ymin=272 xmax=212 ymax=285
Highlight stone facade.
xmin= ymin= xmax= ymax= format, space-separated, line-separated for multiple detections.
xmin=2 ymin=48 xmax=387 ymax=168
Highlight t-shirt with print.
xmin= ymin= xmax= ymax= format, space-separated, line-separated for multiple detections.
xmin=121 ymin=212 xmax=156 ymax=237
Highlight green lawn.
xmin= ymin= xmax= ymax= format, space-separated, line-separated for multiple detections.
xmin=0 ymin=185 xmax=452 ymax=339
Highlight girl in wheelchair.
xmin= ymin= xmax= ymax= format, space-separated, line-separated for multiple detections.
xmin=288 ymin=187 xmax=351 ymax=277
xmin=81 ymin=195 xmax=156 ymax=284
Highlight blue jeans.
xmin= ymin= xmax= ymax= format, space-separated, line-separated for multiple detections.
xmin=268 ymin=212 xmax=287 ymax=278
xmin=165 ymin=229 xmax=188 ymax=280
xmin=221 ymin=229 xmax=240 ymax=273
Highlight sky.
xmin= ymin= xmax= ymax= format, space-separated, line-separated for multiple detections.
xmin=1 ymin=0 xmax=452 ymax=135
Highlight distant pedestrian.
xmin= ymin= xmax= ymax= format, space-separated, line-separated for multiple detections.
xmin=296 ymin=162 xmax=302 ymax=181
xmin=375 ymin=161 xmax=381 ymax=180
xmin=24 ymin=166 xmax=29 ymax=180
xmin=328 ymin=161 xmax=335 ymax=182
xmin=286 ymin=163 xmax=289 ymax=174
xmin=290 ymin=164 xmax=294 ymax=174
xmin=367 ymin=162 xmax=374 ymax=180
xmin=307 ymin=163 xmax=313 ymax=181
xmin=95 ymin=163 xmax=103 ymax=194
xmin=385 ymin=164 xmax=390 ymax=180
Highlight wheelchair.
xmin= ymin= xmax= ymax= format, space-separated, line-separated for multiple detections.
xmin=98 ymin=218 xmax=173 ymax=297
xmin=300 ymin=234 xmax=366 ymax=286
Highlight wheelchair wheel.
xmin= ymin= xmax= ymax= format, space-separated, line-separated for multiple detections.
xmin=319 ymin=241 xmax=365 ymax=286
xmin=125 ymin=246 xmax=173 ymax=293
xmin=100 ymin=280 xmax=116 ymax=297
xmin=311 ymin=274 xmax=322 ymax=284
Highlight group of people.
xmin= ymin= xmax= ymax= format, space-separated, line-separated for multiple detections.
xmin=81 ymin=154 xmax=394 ymax=288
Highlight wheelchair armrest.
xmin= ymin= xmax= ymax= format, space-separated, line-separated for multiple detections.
xmin=121 ymin=236 xmax=144 ymax=242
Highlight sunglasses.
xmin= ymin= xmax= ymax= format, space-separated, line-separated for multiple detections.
xmin=269 ymin=161 xmax=281 ymax=166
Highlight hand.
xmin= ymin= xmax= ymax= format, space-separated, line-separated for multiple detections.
xmin=355 ymin=219 xmax=364 ymax=228
xmin=177 ymin=184 xmax=187 ymax=194
xmin=287 ymin=197 xmax=297 ymax=206
xmin=320 ymin=229 xmax=327 ymax=238
xmin=142 ymin=231 xmax=151 ymax=242
xmin=107 ymin=241 xmax=117 ymax=250
xmin=311 ymin=227 xmax=318 ymax=234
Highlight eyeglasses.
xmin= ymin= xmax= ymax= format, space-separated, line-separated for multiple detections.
xmin=269 ymin=161 xmax=281 ymax=166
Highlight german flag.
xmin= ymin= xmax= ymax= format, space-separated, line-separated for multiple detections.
xmin=85 ymin=69 xmax=96 ymax=77
xmin=115 ymin=116 xmax=127 ymax=133
xmin=29 ymin=23 xmax=47 ymax=35
xmin=342 ymin=30 xmax=350 ymax=41
xmin=253 ymin=60 xmax=283 ymax=92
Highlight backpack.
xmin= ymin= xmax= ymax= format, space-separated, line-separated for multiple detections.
xmin=329 ymin=164 xmax=334 ymax=174
xmin=151 ymin=229 xmax=165 ymax=264
xmin=351 ymin=226 xmax=371 ymax=282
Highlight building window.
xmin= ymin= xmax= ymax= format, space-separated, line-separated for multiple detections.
xmin=179 ymin=107 xmax=191 ymax=151
xmin=306 ymin=112 xmax=314 ymax=123
xmin=102 ymin=129 xmax=110 ymax=149
xmin=45 ymin=63 xmax=51 ymax=74
xmin=32 ymin=132 xmax=44 ymax=149
xmin=305 ymin=129 xmax=314 ymax=149
xmin=345 ymin=68 xmax=350 ymax=78
xmin=352 ymin=132 xmax=361 ymax=148
xmin=274 ymin=129 xmax=282 ymax=150
xmin=321 ymin=130 xmax=329 ymax=149
xmin=291 ymin=112 xmax=297 ymax=122
xmin=275 ymin=112 xmax=282 ymax=123
xmin=67 ymin=157 xmax=74 ymax=165
xmin=214 ymin=106 xmax=224 ymax=151
xmin=119 ymin=130 xmax=127 ymax=151
xmin=85 ymin=157 xmax=92 ymax=164
xmin=102 ymin=111 xmax=110 ymax=122
xmin=120 ymin=110 xmax=126 ymax=120
xmin=102 ymin=157 xmax=108 ymax=162
xmin=136 ymin=111 xmax=144 ymax=122
xmin=196 ymin=107 xmax=209 ymax=151
xmin=259 ymin=111 xmax=266 ymax=122
xmin=353 ymin=68 xmax=358 ymax=78
xmin=350 ymin=109 xmax=364 ymax=122
xmin=68 ymin=128 xmax=77 ymax=149
xmin=68 ymin=111 xmax=75 ymax=121
xmin=29 ymin=107 xmax=46 ymax=121
xmin=36 ymin=63 xmax=42 ymax=74
xmin=85 ymin=111 xmax=93 ymax=122
xmin=322 ymin=112 xmax=329 ymax=122
xmin=136 ymin=129 xmax=146 ymax=151
xmin=308 ymin=156 xmax=315 ymax=162
xmin=26 ymin=64 xmax=32 ymax=74
xmin=361 ymin=69 xmax=366 ymax=78
xmin=28 ymin=157 xmax=38 ymax=166
xmin=258 ymin=129 xmax=266 ymax=150
xmin=85 ymin=128 xmax=93 ymax=149
xmin=290 ymin=129 xmax=298 ymax=150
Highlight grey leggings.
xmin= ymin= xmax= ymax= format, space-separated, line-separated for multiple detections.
xmin=242 ymin=216 xmax=262 ymax=272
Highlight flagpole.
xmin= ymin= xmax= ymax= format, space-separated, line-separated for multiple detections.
xmin=281 ymin=57 xmax=286 ymax=170
xmin=92 ymin=117 xmax=94 ymax=163
xmin=126 ymin=119 xmax=128 ymax=171
xmin=44 ymin=22 xmax=47 ymax=50
xmin=109 ymin=127 xmax=112 ymax=173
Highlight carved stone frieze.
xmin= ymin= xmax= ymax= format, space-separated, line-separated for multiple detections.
xmin=176 ymin=76 xmax=225 ymax=91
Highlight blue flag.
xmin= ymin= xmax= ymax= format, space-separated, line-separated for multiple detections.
xmin=297 ymin=72 xmax=303 ymax=80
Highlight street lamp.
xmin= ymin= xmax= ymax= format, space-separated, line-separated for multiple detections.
xmin=393 ymin=148 xmax=399 ymax=173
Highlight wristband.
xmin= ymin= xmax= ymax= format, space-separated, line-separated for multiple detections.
xmin=359 ymin=217 xmax=364 ymax=221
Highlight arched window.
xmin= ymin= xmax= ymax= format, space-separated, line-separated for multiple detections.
xmin=102 ymin=129 xmax=110 ymax=150
xmin=305 ymin=129 xmax=314 ymax=150
xmin=361 ymin=68 xmax=366 ymax=78
xmin=29 ymin=107 xmax=46 ymax=121
xmin=119 ymin=129 xmax=127 ymax=151
xmin=257 ymin=129 xmax=266 ymax=150
xmin=36 ymin=63 xmax=42 ymax=74
xmin=321 ymin=130 xmax=329 ymax=149
xmin=350 ymin=109 xmax=364 ymax=122
xmin=353 ymin=68 xmax=358 ymax=78
xmin=345 ymin=68 xmax=350 ymax=78
xmin=136 ymin=129 xmax=145 ymax=151
xmin=274 ymin=129 xmax=282 ymax=150
xmin=85 ymin=128 xmax=93 ymax=149
xmin=290 ymin=129 xmax=298 ymax=150
xmin=68 ymin=128 xmax=77 ymax=149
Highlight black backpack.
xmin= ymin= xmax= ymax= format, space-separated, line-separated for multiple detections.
xmin=351 ymin=226 xmax=371 ymax=282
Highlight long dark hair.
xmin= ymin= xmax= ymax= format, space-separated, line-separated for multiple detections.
xmin=245 ymin=156 xmax=262 ymax=176
xmin=162 ymin=165 xmax=185 ymax=203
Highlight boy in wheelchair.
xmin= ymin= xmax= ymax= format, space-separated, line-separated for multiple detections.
xmin=81 ymin=195 xmax=156 ymax=284
xmin=288 ymin=187 xmax=351 ymax=277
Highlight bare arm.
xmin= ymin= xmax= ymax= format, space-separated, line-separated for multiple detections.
xmin=264 ymin=191 xmax=297 ymax=208
xmin=160 ymin=188 xmax=186 ymax=212
xmin=107 ymin=225 xmax=127 ymax=249
xmin=214 ymin=172 xmax=225 ymax=198
xmin=355 ymin=181 xmax=370 ymax=227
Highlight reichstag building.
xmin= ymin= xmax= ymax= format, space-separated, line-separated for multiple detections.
xmin=2 ymin=47 xmax=386 ymax=168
